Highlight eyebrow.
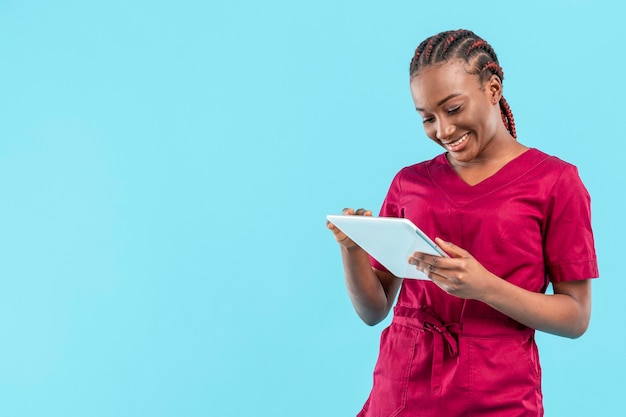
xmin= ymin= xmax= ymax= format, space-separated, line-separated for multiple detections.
xmin=415 ymin=93 xmax=462 ymax=111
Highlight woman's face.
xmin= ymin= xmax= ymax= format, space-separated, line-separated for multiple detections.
xmin=409 ymin=61 xmax=504 ymax=165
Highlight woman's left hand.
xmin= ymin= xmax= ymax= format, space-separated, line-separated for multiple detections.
xmin=408 ymin=238 xmax=497 ymax=300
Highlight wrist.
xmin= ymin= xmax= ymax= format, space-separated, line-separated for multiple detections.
xmin=478 ymin=273 xmax=507 ymax=305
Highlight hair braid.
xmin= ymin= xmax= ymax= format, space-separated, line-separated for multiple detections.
xmin=441 ymin=33 xmax=458 ymax=56
xmin=409 ymin=29 xmax=517 ymax=138
xmin=480 ymin=61 xmax=504 ymax=82
xmin=423 ymin=32 xmax=449 ymax=62
xmin=438 ymin=29 xmax=473 ymax=60
xmin=409 ymin=39 xmax=430 ymax=74
xmin=499 ymin=96 xmax=517 ymax=139
xmin=466 ymin=40 xmax=497 ymax=62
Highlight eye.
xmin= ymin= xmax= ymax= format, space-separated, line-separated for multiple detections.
xmin=422 ymin=116 xmax=435 ymax=124
xmin=447 ymin=105 xmax=462 ymax=114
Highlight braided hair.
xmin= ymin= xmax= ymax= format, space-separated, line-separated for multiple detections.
xmin=410 ymin=29 xmax=516 ymax=139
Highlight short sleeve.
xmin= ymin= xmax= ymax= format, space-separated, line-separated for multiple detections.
xmin=544 ymin=164 xmax=599 ymax=282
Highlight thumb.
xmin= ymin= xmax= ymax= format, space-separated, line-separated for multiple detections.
xmin=435 ymin=237 xmax=470 ymax=258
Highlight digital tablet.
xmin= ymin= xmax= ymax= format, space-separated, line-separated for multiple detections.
xmin=327 ymin=215 xmax=448 ymax=279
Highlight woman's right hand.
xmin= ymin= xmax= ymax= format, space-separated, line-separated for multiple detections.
xmin=326 ymin=207 xmax=373 ymax=248
xmin=327 ymin=207 xmax=400 ymax=326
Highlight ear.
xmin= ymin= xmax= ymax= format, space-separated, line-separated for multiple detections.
xmin=485 ymin=74 xmax=503 ymax=104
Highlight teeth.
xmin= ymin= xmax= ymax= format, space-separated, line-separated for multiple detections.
xmin=446 ymin=133 xmax=468 ymax=148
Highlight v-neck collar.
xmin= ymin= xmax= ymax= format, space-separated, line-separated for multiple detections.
xmin=426 ymin=148 xmax=549 ymax=205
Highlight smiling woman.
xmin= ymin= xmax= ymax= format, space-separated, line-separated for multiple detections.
xmin=409 ymin=32 xmax=523 ymax=185
xmin=327 ymin=29 xmax=599 ymax=417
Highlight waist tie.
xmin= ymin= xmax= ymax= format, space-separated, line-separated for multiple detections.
xmin=392 ymin=304 xmax=534 ymax=392
xmin=392 ymin=305 xmax=460 ymax=392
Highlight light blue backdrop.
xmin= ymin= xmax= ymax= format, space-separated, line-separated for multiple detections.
xmin=0 ymin=0 xmax=622 ymax=415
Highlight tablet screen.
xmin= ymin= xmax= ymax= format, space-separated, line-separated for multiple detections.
xmin=327 ymin=215 xmax=447 ymax=279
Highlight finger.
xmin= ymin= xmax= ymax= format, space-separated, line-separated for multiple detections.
xmin=420 ymin=261 xmax=446 ymax=283
xmin=327 ymin=221 xmax=345 ymax=236
xmin=407 ymin=256 xmax=463 ymax=294
xmin=408 ymin=256 xmax=436 ymax=274
xmin=409 ymin=252 xmax=440 ymax=265
xmin=340 ymin=207 xmax=373 ymax=216
xmin=413 ymin=261 xmax=455 ymax=290
xmin=326 ymin=221 xmax=356 ymax=247
xmin=435 ymin=238 xmax=471 ymax=258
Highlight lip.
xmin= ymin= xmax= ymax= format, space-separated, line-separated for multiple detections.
xmin=442 ymin=132 xmax=470 ymax=152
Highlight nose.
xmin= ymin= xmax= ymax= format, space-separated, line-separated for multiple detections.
xmin=435 ymin=118 xmax=455 ymax=141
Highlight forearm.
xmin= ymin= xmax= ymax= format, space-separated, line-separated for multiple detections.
xmin=481 ymin=278 xmax=591 ymax=338
xmin=410 ymin=239 xmax=593 ymax=338
xmin=341 ymin=245 xmax=394 ymax=326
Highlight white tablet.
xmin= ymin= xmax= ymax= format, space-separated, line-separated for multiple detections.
xmin=327 ymin=215 xmax=448 ymax=279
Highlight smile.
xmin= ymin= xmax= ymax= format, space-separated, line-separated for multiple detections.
xmin=442 ymin=133 xmax=469 ymax=150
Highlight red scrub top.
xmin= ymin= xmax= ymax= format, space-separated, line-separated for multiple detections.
xmin=358 ymin=148 xmax=599 ymax=417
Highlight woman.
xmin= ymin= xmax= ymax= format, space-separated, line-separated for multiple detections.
xmin=327 ymin=29 xmax=598 ymax=416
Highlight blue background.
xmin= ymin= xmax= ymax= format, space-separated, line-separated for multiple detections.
xmin=0 ymin=0 xmax=622 ymax=415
